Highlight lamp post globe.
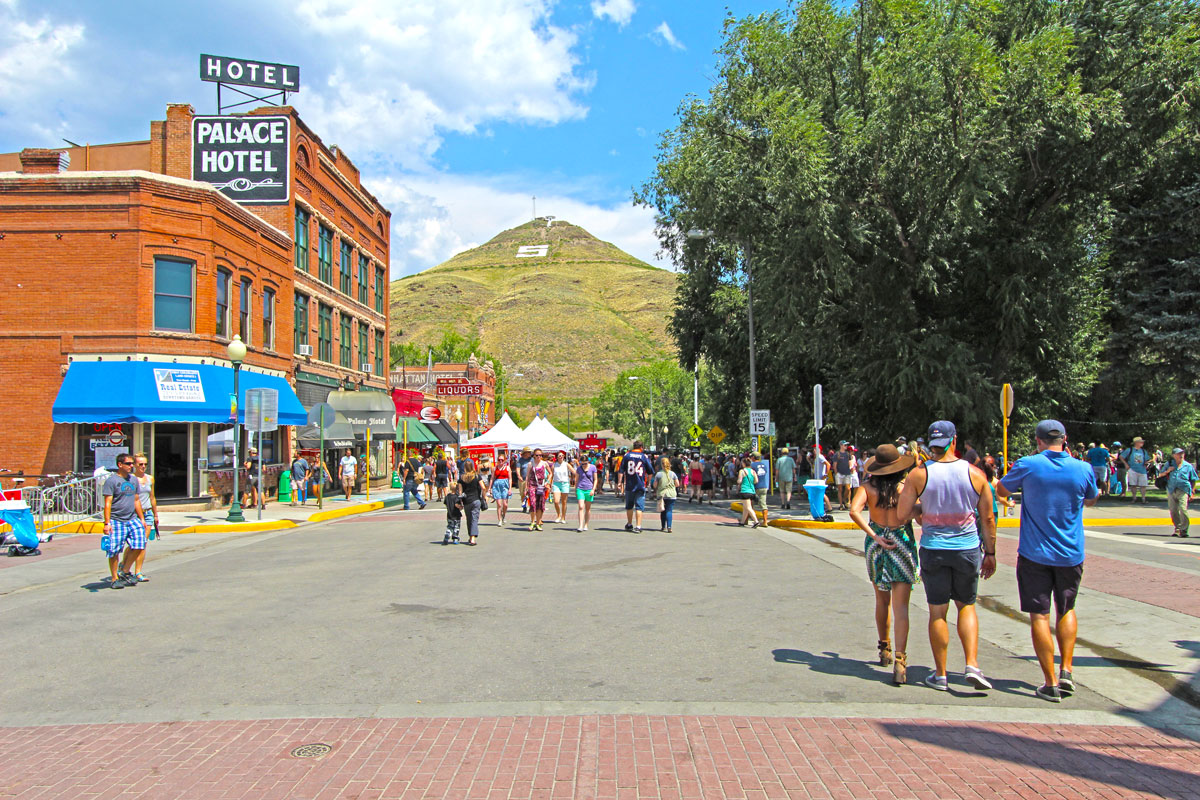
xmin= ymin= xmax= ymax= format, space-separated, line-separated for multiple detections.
xmin=225 ymin=335 xmax=247 ymax=522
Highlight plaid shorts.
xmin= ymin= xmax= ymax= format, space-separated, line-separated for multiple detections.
xmin=105 ymin=519 xmax=146 ymax=555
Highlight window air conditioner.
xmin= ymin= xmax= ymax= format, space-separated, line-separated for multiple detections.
xmin=298 ymin=344 xmax=314 ymax=356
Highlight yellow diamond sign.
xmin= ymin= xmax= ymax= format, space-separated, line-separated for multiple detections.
xmin=687 ymin=423 xmax=704 ymax=440
xmin=707 ymin=425 xmax=726 ymax=445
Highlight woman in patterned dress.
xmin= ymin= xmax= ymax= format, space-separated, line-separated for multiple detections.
xmin=848 ymin=444 xmax=920 ymax=685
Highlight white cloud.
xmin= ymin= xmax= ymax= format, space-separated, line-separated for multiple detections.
xmin=0 ymin=1 xmax=85 ymax=140
xmin=368 ymin=171 xmax=667 ymax=277
xmin=590 ymin=0 xmax=636 ymax=28
xmin=292 ymin=0 xmax=593 ymax=170
xmin=651 ymin=21 xmax=685 ymax=51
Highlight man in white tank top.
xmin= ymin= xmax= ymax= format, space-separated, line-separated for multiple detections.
xmin=898 ymin=420 xmax=997 ymax=692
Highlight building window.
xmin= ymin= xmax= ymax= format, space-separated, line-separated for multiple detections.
xmin=340 ymin=314 xmax=352 ymax=368
xmin=358 ymin=322 xmax=368 ymax=371
xmin=374 ymin=329 xmax=384 ymax=376
xmin=294 ymin=207 xmax=309 ymax=273
xmin=294 ymin=292 xmax=309 ymax=353
xmin=318 ymin=225 xmax=333 ymax=284
xmin=153 ymin=257 xmax=193 ymax=332
xmin=216 ymin=269 xmax=231 ymax=338
xmin=374 ymin=266 xmax=385 ymax=313
xmin=262 ymin=288 xmax=276 ymax=351
xmin=318 ymin=303 xmax=333 ymax=362
xmin=340 ymin=240 xmax=353 ymax=295
xmin=358 ymin=254 xmax=369 ymax=304
xmin=238 ymin=277 xmax=252 ymax=345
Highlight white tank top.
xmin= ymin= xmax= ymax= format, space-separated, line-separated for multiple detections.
xmin=918 ymin=459 xmax=980 ymax=550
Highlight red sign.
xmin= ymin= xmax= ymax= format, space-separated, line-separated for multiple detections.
xmin=392 ymin=388 xmax=424 ymax=417
xmin=435 ymin=382 xmax=484 ymax=397
xmin=108 ymin=429 xmax=126 ymax=446
xmin=420 ymin=406 xmax=441 ymax=422
xmin=577 ymin=436 xmax=608 ymax=451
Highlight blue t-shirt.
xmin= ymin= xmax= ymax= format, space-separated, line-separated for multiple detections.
xmin=1086 ymin=446 xmax=1110 ymax=467
xmin=621 ymin=451 xmax=655 ymax=493
xmin=752 ymin=460 xmax=770 ymax=490
xmin=1000 ymin=449 xmax=1097 ymax=567
xmin=1121 ymin=447 xmax=1149 ymax=474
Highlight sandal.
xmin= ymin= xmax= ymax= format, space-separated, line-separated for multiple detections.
xmin=878 ymin=640 xmax=893 ymax=667
xmin=893 ymin=652 xmax=907 ymax=685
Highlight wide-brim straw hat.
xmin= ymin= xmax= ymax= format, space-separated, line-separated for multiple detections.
xmin=864 ymin=444 xmax=915 ymax=476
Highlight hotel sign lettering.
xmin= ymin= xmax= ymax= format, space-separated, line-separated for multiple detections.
xmin=200 ymin=55 xmax=300 ymax=92
xmin=192 ymin=115 xmax=291 ymax=204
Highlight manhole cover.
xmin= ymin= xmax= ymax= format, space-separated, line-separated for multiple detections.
xmin=290 ymin=743 xmax=333 ymax=759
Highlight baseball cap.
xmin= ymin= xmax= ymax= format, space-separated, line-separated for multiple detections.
xmin=926 ymin=421 xmax=956 ymax=448
xmin=1112 ymin=441 xmax=1122 ymax=448
xmin=839 ymin=440 xmax=849 ymax=446
xmin=1034 ymin=419 xmax=1066 ymax=441
xmin=1173 ymin=447 xmax=1185 ymax=455
xmin=780 ymin=447 xmax=789 ymax=453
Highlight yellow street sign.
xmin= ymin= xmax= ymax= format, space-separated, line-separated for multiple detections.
xmin=1000 ymin=383 xmax=1014 ymax=418
xmin=689 ymin=438 xmax=701 ymax=448
xmin=687 ymin=423 xmax=704 ymax=439
xmin=707 ymin=425 xmax=726 ymax=445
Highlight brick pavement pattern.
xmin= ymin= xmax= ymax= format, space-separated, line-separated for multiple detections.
xmin=1 ymin=715 xmax=1197 ymax=799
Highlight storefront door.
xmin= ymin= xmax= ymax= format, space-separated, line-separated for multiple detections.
xmin=153 ymin=423 xmax=190 ymax=498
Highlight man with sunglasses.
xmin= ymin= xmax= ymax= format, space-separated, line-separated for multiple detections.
xmin=102 ymin=455 xmax=147 ymax=589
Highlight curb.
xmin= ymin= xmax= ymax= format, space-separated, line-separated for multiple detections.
xmin=173 ymin=520 xmax=297 ymax=534
xmin=727 ymin=502 xmax=1173 ymax=530
xmin=307 ymin=500 xmax=385 ymax=522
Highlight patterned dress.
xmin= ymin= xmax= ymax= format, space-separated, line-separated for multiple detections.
xmin=865 ymin=521 xmax=919 ymax=591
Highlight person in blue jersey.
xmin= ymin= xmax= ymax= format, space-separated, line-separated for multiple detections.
xmin=997 ymin=419 xmax=1098 ymax=703
xmin=897 ymin=421 xmax=997 ymax=693
xmin=618 ymin=441 xmax=655 ymax=533
xmin=1085 ymin=441 xmax=1111 ymax=496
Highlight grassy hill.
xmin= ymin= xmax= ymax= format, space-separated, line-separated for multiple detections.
xmin=390 ymin=219 xmax=678 ymax=429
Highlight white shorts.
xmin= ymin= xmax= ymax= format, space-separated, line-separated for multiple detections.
xmin=1092 ymin=466 xmax=1109 ymax=482
xmin=835 ymin=474 xmax=854 ymax=486
xmin=1127 ymin=471 xmax=1149 ymax=488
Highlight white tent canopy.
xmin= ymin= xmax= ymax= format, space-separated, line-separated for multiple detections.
xmin=521 ymin=415 xmax=577 ymax=452
xmin=462 ymin=412 xmax=526 ymax=450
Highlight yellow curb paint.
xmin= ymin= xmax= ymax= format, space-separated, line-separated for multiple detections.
xmin=307 ymin=501 xmax=385 ymax=523
xmin=173 ymin=520 xmax=296 ymax=534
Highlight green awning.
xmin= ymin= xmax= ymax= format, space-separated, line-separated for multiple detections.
xmin=397 ymin=418 xmax=439 ymax=444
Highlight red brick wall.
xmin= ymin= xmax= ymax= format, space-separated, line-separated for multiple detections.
xmin=0 ymin=173 xmax=293 ymax=476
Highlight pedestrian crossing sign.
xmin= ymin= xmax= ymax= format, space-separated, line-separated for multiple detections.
xmin=688 ymin=423 xmax=704 ymax=440
xmin=689 ymin=438 xmax=701 ymax=448
xmin=708 ymin=425 xmax=726 ymax=445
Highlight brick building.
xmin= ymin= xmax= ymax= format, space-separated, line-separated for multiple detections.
xmin=389 ymin=355 xmax=497 ymax=442
xmin=0 ymin=103 xmax=394 ymax=502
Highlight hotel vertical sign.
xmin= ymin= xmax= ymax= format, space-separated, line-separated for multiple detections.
xmin=192 ymin=115 xmax=291 ymax=204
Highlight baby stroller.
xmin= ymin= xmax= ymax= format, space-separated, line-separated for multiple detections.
xmin=0 ymin=498 xmax=48 ymax=556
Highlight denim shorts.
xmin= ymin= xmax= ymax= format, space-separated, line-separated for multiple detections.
xmin=624 ymin=490 xmax=646 ymax=511
xmin=490 ymin=479 xmax=511 ymax=500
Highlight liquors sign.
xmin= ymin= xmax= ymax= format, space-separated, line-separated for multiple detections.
xmin=192 ymin=115 xmax=290 ymax=204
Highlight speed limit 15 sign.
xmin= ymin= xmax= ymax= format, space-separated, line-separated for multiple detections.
xmin=749 ymin=409 xmax=770 ymax=436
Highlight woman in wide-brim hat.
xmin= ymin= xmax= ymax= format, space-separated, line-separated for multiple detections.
xmin=848 ymin=444 xmax=920 ymax=686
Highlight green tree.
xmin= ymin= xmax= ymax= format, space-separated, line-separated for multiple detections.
xmin=638 ymin=0 xmax=1200 ymax=447
xmin=592 ymin=360 xmax=696 ymax=449
xmin=391 ymin=328 xmax=509 ymax=416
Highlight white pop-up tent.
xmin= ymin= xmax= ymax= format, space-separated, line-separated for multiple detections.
xmin=521 ymin=415 xmax=577 ymax=452
xmin=462 ymin=412 xmax=526 ymax=452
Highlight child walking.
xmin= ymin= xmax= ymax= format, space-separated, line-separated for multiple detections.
xmin=443 ymin=483 xmax=464 ymax=545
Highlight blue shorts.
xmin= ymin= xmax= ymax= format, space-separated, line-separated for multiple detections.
xmin=624 ymin=490 xmax=646 ymax=511
xmin=105 ymin=519 xmax=146 ymax=556
xmin=553 ymin=481 xmax=571 ymax=494
xmin=491 ymin=479 xmax=511 ymax=500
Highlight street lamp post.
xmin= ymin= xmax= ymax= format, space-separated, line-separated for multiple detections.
xmin=627 ymin=376 xmax=654 ymax=450
xmin=225 ymin=335 xmax=247 ymax=523
xmin=688 ymin=229 xmax=756 ymax=410
xmin=454 ymin=407 xmax=463 ymax=449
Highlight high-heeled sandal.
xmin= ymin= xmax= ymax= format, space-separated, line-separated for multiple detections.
xmin=878 ymin=639 xmax=893 ymax=667
xmin=893 ymin=652 xmax=907 ymax=685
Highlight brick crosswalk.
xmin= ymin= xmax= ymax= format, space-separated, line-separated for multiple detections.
xmin=1 ymin=715 xmax=1196 ymax=799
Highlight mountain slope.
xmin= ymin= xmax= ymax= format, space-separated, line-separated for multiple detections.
xmin=389 ymin=220 xmax=678 ymax=413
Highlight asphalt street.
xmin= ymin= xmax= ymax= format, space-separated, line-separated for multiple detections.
xmin=6 ymin=494 xmax=1195 ymax=733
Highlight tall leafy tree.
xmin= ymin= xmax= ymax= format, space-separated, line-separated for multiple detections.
xmin=639 ymin=0 xmax=1200 ymax=447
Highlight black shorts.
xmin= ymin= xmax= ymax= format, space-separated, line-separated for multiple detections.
xmin=436 ymin=476 xmax=448 ymax=488
xmin=919 ymin=547 xmax=982 ymax=605
xmin=701 ymin=481 xmax=714 ymax=490
xmin=1017 ymin=555 xmax=1083 ymax=616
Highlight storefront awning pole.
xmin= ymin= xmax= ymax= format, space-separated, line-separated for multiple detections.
xmin=366 ymin=427 xmax=371 ymax=503
xmin=403 ymin=420 xmax=408 ymax=464
xmin=318 ymin=405 xmax=325 ymax=510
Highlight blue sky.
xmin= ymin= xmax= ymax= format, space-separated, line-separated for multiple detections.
xmin=0 ymin=0 xmax=772 ymax=275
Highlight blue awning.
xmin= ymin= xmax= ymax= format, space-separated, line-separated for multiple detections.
xmin=52 ymin=361 xmax=307 ymax=425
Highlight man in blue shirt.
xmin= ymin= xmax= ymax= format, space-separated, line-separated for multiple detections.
xmin=1119 ymin=437 xmax=1151 ymax=504
xmin=998 ymin=419 xmax=1098 ymax=703
xmin=1161 ymin=448 xmax=1198 ymax=538
xmin=1085 ymin=442 xmax=1111 ymax=496
xmin=618 ymin=441 xmax=656 ymax=533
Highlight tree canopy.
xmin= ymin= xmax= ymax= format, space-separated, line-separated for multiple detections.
xmin=638 ymin=0 xmax=1200 ymax=448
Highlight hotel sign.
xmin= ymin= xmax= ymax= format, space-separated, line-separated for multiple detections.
xmin=200 ymin=55 xmax=300 ymax=92
xmin=192 ymin=115 xmax=291 ymax=204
